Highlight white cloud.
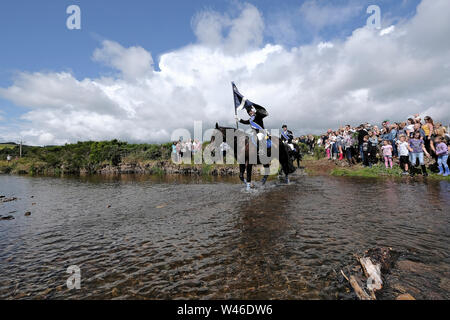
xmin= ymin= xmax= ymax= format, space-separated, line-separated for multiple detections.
xmin=192 ymin=3 xmax=264 ymax=54
xmin=93 ymin=40 xmax=154 ymax=80
xmin=0 ymin=0 xmax=449 ymax=145
xmin=379 ymin=25 xmax=395 ymax=36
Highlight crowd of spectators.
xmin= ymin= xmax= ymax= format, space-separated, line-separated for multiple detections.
xmin=315 ymin=115 xmax=449 ymax=176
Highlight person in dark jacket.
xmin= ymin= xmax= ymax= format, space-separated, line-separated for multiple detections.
xmin=357 ymin=125 xmax=369 ymax=163
xmin=236 ymin=104 xmax=269 ymax=155
xmin=280 ymin=125 xmax=295 ymax=151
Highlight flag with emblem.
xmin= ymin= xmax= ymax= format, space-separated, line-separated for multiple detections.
xmin=231 ymin=82 xmax=268 ymax=117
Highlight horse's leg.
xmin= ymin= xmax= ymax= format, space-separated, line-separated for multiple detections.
xmin=243 ymin=164 xmax=253 ymax=190
xmin=282 ymin=147 xmax=290 ymax=184
xmin=283 ymin=162 xmax=290 ymax=183
xmin=246 ymin=164 xmax=253 ymax=183
xmin=282 ymin=162 xmax=290 ymax=184
xmin=239 ymin=164 xmax=247 ymax=184
xmin=261 ymin=164 xmax=269 ymax=185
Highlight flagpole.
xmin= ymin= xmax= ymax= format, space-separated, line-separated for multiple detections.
xmin=232 ymin=82 xmax=239 ymax=130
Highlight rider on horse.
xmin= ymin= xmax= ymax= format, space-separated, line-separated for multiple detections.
xmin=281 ymin=125 xmax=295 ymax=151
xmin=235 ymin=104 xmax=269 ymax=156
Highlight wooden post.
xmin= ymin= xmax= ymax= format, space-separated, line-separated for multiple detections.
xmin=19 ymin=140 xmax=22 ymax=158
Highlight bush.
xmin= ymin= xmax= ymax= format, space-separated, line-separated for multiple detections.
xmin=298 ymin=143 xmax=309 ymax=154
xmin=313 ymin=146 xmax=326 ymax=160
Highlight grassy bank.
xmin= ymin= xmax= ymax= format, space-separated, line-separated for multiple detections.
xmin=0 ymin=158 xmax=241 ymax=176
xmin=331 ymin=166 xmax=450 ymax=180
xmin=0 ymin=140 xmax=245 ymax=176
xmin=303 ymin=156 xmax=450 ymax=181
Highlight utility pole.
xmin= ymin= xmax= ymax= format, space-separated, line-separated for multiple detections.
xmin=19 ymin=140 xmax=22 ymax=158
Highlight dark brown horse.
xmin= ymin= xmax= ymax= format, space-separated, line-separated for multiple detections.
xmin=214 ymin=123 xmax=294 ymax=189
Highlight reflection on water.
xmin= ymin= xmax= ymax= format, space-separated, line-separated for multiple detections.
xmin=0 ymin=174 xmax=449 ymax=299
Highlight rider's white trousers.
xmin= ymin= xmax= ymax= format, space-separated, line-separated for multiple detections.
xmin=256 ymin=133 xmax=265 ymax=141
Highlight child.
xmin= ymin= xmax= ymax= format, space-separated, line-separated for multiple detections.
xmin=330 ymin=133 xmax=337 ymax=160
xmin=368 ymin=131 xmax=379 ymax=166
xmin=325 ymin=139 xmax=331 ymax=160
xmin=381 ymin=140 xmax=393 ymax=169
xmin=408 ymin=131 xmax=430 ymax=176
xmin=435 ymin=136 xmax=449 ymax=176
xmin=336 ymin=131 xmax=345 ymax=161
xmin=362 ymin=135 xmax=370 ymax=167
xmin=396 ymin=135 xmax=410 ymax=175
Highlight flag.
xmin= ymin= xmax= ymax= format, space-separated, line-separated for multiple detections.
xmin=232 ymin=82 xmax=268 ymax=118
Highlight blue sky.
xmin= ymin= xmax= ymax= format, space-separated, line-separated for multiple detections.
xmin=2 ymin=0 xmax=441 ymax=145
xmin=0 ymin=0 xmax=420 ymax=83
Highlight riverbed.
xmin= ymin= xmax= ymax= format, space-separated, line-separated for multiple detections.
xmin=0 ymin=174 xmax=449 ymax=299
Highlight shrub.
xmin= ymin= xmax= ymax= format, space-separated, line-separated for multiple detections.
xmin=313 ymin=146 xmax=326 ymax=160
xmin=298 ymin=143 xmax=309 ymax=154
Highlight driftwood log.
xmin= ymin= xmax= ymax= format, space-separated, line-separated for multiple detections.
xmin=341 ymin=247 xmax=399 ymax=300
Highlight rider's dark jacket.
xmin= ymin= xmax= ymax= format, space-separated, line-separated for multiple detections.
xmin=281 ymin=130 xmax=294 ymax=144
xmin=239 ymin=105 xmax=268 ymax=133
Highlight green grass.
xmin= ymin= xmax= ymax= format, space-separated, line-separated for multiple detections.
xmin=201 ymin=164 xmax=214 ymax=176
xmin=0 ymin=158 xmax=48 ymax=175
xmin=331 ymin=163 xmax=450 ymax=181
xmin=150 ymin=166 xmax=165 ymax=176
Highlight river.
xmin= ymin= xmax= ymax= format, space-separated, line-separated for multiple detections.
xmin=0 ymin=174 xmax=449 ymax=299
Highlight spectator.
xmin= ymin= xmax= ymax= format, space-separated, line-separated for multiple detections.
xmin=171 ymin=142 xmax=178 ymax=162
xmin=357 ymin=125 xmax=369 ymax=163
xmin=362 ymin=135 xmax=371 ymax=167
xmin=405 ymin=118 xmax=415 ymax=135
xmin=409 ymin=123 xmax=425 ymax=139
xmin=381 ymin=140 xmax=393 ymax=169
xmin=220 ymin=141 xmax=231 ymax=160
xmin=343 ymin=131 xmax=355 ymax=166
xmin=422 ymin=116 xmax=434 ymax=153
xmin=435 ymin=136 xmax=449 ymax=176
xmin=408 ymin=131 xmax=430 ymax=176
xmin=368 ymin=131 xmax=379 ymax=165
xmin=397 ymin=135 xmax=410 ymax=175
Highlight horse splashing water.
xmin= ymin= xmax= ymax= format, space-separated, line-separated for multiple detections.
xmin=214 ymin=123 xmax=295 ymax=190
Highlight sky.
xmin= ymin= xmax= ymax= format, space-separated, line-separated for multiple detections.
xmin=0 ymin=0 xmax=448 ymax=145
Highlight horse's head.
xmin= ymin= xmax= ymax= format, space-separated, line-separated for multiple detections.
xmin=213 ymin=123 xmax=233 ymax=141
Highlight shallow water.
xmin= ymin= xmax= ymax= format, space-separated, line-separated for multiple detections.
xmin=0 ymin=174 xmax=449 ymax=300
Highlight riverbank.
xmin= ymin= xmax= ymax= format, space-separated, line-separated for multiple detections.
xmin=0 ymin=158 xmax=248 ymax=176
xmin=2 ymin=156 xmax=450 ymax=181
xmin=302 ymin=157 xmax=450 ymax=181
xmin=0 ymin=140 xmax=258 ymax=177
